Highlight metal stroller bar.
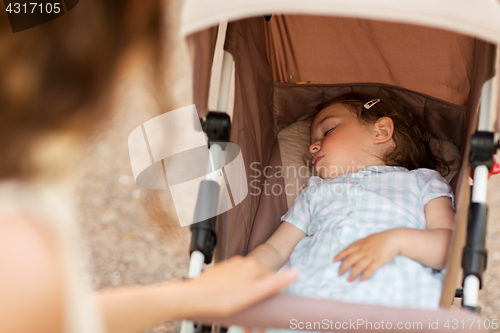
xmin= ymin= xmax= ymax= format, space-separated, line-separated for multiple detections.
xmin=181 ymin=44 xmax=235 ymax=333
xmin=217 ymin=51 xmax=234 ymax=112
xmin=462 ymin=41 xmax=499 ymax=311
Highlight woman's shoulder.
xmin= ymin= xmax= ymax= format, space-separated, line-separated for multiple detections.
xmin=0 ymin=213 xmax=60 ymax=267
xmin=0 ymin=181 xmax=65 ymax=327
xmin=0 ymin=214 xmax=64 ymax=333
xmin=0 ymin=180 xmax=106 ymax=333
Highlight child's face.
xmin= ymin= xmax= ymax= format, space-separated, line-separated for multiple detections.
xmin=309 ymin=103 xmax=384 ymax=179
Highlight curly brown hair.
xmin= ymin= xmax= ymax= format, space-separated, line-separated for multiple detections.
xmin=313 ymin=92 xmax=451 ymax=176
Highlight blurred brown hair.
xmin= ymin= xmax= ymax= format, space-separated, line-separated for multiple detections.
xmin=314 ymin=92 xmax=451 ymax=176
xmin=0 ymin=0 xmax=161 ymax=180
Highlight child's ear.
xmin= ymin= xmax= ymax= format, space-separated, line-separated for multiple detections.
xmin=373 ymin=117 xmax=394 ymax=144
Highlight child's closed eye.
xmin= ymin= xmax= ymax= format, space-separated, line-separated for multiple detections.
xmin=324 ymin=128 xmax=334 ymax=136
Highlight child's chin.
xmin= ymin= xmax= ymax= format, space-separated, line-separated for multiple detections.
xmin=319 ymin=172 xmax=334 ymax=179
xmin=318 ymin=168 xmax=338 ymax=179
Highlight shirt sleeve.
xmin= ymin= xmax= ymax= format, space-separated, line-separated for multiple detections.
xmin=416 ymin=168 xmax=455 ymax=209
xmin=280 ymin=186 xmax=312 ymax=235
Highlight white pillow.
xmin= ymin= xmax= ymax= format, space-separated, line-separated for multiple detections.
xmin=277 ymin=120 xmax=461 ymax=208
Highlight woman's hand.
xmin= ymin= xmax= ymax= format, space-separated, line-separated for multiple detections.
xmin=333 ymin=229 xmax=401 ymax=282
xmin=98 ymin=256 xmax=298 ymax=333
xmin=184 ymin=255 xmax=299 ymax=317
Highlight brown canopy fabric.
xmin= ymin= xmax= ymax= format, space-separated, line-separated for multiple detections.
xmin=262 ymin=15 xmax=476 ymax=106
xmin=186 ymin=14 xmax=496 ymax=317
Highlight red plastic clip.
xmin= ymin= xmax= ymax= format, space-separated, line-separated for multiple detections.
xmin=489 ymin=154 xmax=500 ymax=178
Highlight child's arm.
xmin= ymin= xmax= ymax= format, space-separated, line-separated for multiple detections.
xmin=334 ymin=196 xmax=454 ymax=282
xmin=247 ymin=222 xmax=307 ymax=271
xmin=395 ymin=196 xmax=454 ymax=269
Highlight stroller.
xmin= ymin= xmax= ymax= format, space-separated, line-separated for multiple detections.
xmin=178 ymin=0 xmax=500 ymax=331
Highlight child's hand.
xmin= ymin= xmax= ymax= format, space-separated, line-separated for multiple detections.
xmin=333 ymin=229 xmax=401 ymax=282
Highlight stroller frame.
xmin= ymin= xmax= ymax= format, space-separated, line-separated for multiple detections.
xmin=462 ymin=42 xmax=498 ymax=310
xmin=181 ymin=6 xmax=500 ymax=332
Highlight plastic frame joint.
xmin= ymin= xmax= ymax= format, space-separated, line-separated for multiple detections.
xmin=201 ymin=112 xmax=231 ymax=147
xmin=469 ymin=131 xmax=499 ymax=173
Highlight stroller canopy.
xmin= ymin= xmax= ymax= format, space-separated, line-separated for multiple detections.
xmin=181 ymin=0 xmax=500 ymax=116
xmin=181 ymin=0 xmax=500 ymax=44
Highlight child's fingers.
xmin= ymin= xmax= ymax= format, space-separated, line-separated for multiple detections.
xmin=360 ymin=262 xmax=379 ymax=281
xmin=334 ymin=244 xmax=359 ymax=262
xmin=338 ymin=252 xmax=364 ymax=276
xmin=347 ymin=257 xmax=372 ymax=282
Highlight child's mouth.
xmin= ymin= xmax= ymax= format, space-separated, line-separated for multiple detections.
xmin=312 ymin=155 xmax=323 ymax=168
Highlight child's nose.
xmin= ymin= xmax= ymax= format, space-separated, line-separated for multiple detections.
xmin=309 ymin=142 xmax=320 ymax=156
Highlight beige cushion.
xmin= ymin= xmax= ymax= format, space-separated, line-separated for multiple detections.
xmin=277 ymin=120 xmax=461 ymax=208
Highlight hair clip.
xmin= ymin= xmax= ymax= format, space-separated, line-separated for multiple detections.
xmin=364 ymin=99 xmax=380 ymax=109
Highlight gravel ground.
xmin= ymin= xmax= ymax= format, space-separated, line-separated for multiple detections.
xmin=74 ymin=2 xmax=500 ymax=331
xmin=75 ymin=59 xmax=191 ymax=332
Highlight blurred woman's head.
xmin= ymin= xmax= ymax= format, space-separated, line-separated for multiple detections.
xmin=0 ymin=0 xmax=161 ymax=181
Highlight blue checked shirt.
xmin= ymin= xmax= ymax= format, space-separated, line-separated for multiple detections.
xmin=280 ymin=165 xmax=454 ymax=310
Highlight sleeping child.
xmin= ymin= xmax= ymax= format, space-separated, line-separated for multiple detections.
xmin=247 ymin=92 xmax=455 ymax=310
